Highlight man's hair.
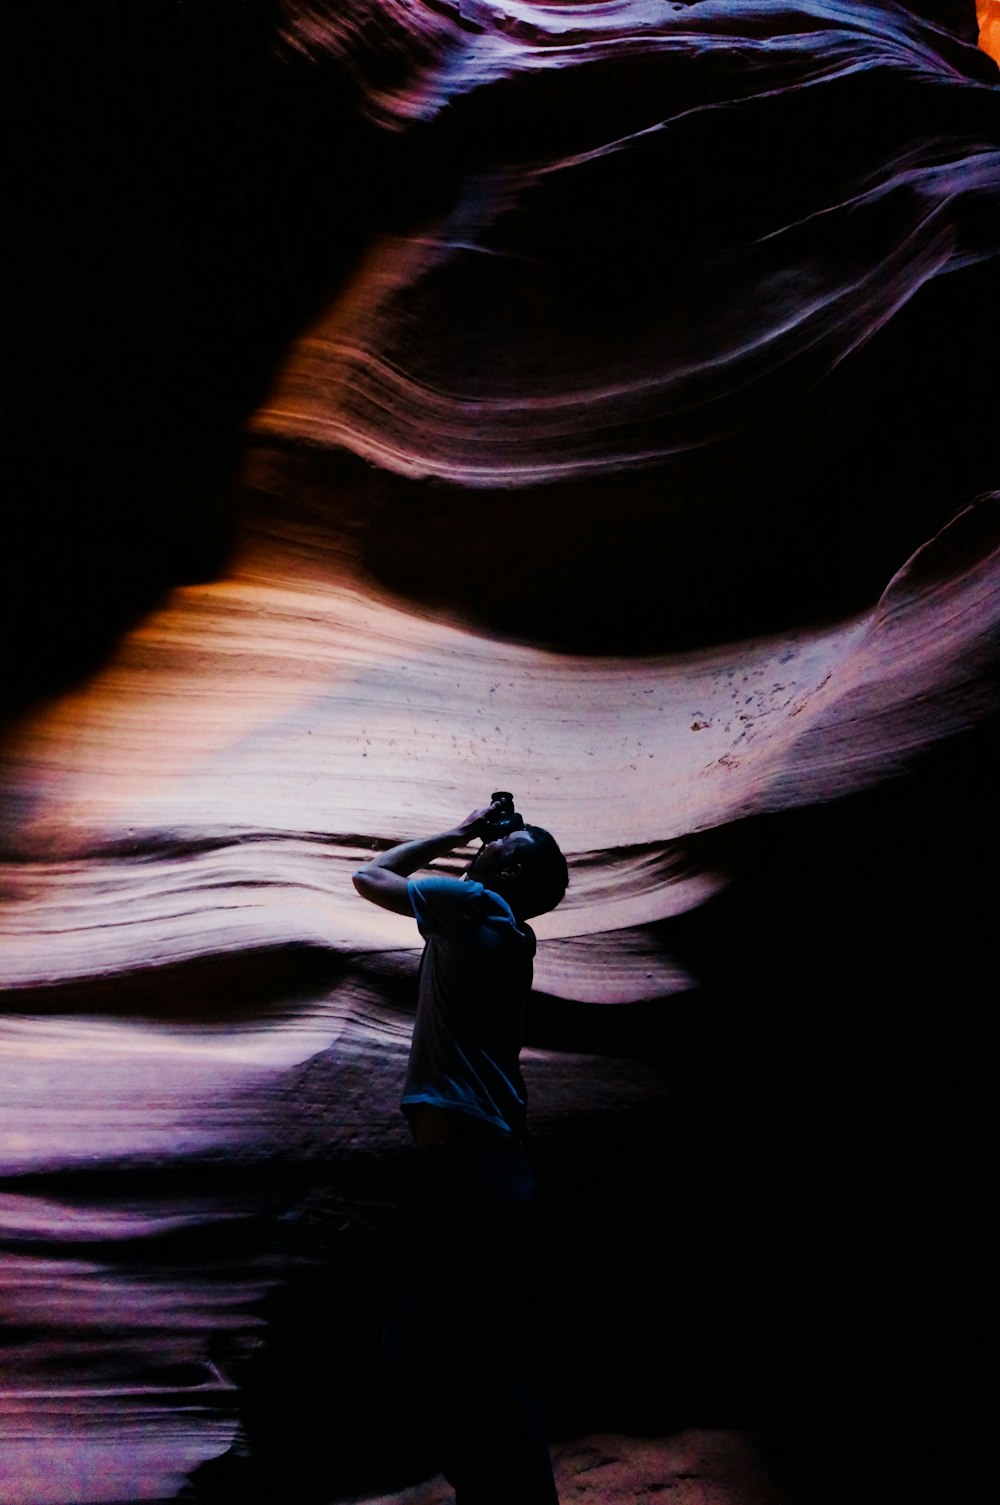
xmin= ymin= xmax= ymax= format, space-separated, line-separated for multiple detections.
xmin=516 ymin=825 xmax=569 ymax=919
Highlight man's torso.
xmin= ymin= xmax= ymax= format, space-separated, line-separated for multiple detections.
xmin=402 ymin=875 xmax=535 ymax=1139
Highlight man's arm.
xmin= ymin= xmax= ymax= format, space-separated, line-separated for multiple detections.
xmin=352 ymin=803 xmax=498 ymax=915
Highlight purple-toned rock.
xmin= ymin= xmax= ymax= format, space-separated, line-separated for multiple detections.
xmin=1 ymin=4 xmax=996 ymax=1502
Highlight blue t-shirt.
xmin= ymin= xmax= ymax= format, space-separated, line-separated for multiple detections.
xmin=402 ymin=874 xmax=536 ymax=1138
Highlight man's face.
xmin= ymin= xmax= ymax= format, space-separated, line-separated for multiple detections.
xmin=466 ymin=829 xmax=535 ymax=891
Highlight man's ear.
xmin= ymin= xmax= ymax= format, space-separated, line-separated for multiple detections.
xmin=500 ymin=861 xmax=523 ymax=881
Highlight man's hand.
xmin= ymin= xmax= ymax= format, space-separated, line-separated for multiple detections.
xmin=351 ymin=804 xmax=499 ymax=915
xmin=455 ymin=800 xmax=502 ymax=844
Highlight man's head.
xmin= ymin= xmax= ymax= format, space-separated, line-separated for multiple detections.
xmin=467 ymin=824 xmax=569 ymax=921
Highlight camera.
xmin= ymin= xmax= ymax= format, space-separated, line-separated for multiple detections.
xmin=480 ymin=791 xmax=525 ymax=841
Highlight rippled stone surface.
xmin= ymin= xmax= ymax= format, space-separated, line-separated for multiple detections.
xmin=2 ymin=4 xmax=997 ymax=1502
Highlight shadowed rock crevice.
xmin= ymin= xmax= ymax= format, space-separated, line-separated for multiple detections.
xmin=2 ymin=3 xmax=461 ymax=716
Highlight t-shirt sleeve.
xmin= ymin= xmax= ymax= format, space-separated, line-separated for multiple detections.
xmin=407 ymin=874 xmax=485 ymax=939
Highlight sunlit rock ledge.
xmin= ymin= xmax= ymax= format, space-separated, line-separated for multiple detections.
xmin=2 ymin=493 xmax=999 ymax=1001
xmin=2 ymin=3 xmax=998 ymax=1503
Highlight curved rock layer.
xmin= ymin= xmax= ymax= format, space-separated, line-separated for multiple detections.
xmin=2 ymin=5 xmax=998 ymax=1503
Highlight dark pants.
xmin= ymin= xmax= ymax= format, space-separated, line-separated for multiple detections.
xmin=383 ymin=1123 xmax=559 ymax=1505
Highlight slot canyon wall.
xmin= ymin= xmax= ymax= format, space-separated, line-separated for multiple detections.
xmin=2 ymin=4 xmax=998 ymax=1502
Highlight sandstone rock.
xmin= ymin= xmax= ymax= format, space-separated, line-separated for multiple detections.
xmin=1 ymin=5 xmax=996 ymax=1502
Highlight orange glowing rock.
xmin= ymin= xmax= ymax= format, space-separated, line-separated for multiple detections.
xmin=980 ymin=1 xmax=1000 ymax=65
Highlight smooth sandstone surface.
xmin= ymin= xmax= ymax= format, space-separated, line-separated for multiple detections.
xmin=2 ymin=4 xmax=997 ymax=1503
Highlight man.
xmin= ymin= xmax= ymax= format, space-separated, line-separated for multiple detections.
xmin=352 ymin=798 xmax=568 ymax=1505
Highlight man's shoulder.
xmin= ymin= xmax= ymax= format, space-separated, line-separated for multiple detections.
xmin=408 ymin=874 xmax=485 ymax=933
xmin=408 ymin=874 xmax=484 ymax=905
xmin=407 ymin=874 xmax=524 ymax=938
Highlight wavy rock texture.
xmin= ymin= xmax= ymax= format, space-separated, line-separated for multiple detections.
xmin=2 ymin=4 xmax=998 ymax=1503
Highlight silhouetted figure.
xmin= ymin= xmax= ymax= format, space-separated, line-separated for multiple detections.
xmin=353 ymin=796 xmax=569 ymax=1504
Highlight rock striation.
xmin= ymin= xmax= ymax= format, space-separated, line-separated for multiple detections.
xmin=2 ymin=4 xmax=998 ymax=1503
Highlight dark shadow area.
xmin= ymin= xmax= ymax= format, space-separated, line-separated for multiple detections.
xmin=357 ymin=256 xmax=999 ymax=656
xmin=906 ymin=0 xmax=983 ymax=46
xmin=568 ymin=710 xmax=997 ymax=1500
xmin=2 ymin=1 xmax=461 ymax=719
xmin=1 ymin=941 xmax=348 ymax=1024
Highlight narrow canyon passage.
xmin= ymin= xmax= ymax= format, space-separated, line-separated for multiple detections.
xmin=2 ymin=5 xmax=997 ymax=1503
